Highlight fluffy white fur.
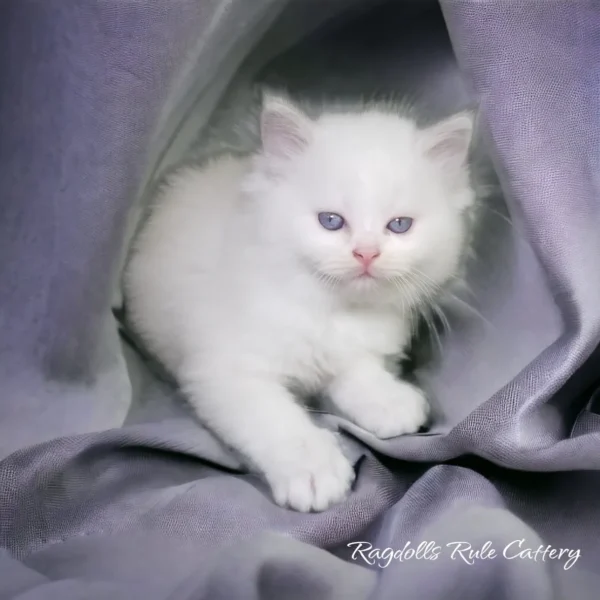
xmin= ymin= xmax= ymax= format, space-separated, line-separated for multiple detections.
xmin=124 ymin=94 xmax=475 ymax=512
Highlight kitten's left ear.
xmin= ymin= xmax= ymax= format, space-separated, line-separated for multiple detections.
xmin=260 ymin=93 xmax=313 ymax=160
xmin=420 ymin=111 xmax=474 ymax=174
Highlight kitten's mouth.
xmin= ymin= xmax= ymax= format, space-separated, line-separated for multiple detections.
xmin=351 ymin=271 xmax=383 ymax=288
xmin=354 ymin=265 xmax=380 ymax=280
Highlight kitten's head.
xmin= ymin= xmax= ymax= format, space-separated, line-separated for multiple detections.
xmin=246 ymin=93 xmax=476 ymax=307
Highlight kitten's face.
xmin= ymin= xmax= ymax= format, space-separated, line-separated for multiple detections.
xmin=252 ymin=97 xmax=475 ymax=305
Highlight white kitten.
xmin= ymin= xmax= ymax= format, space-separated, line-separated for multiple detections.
xmin=124 ymin=94 xmax=475 ymax=512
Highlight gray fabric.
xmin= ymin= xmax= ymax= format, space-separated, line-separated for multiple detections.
xmin=1 ymin=1 xmax=599 ymax=598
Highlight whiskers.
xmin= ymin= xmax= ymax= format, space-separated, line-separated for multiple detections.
xmin=385 ymin=267 xmax=494 ymax=359
xmin=314 ymin=271 xmax=340 ymax=293
xmin=443 ymin=291 xmax=494 ymax=330
xmin=312 ymin=259 xmax=377 ymax=294
xmin=311 ymin=262 xmax=493 ymax=350
xmin=399 ymin=270 xmax=448 ymax=356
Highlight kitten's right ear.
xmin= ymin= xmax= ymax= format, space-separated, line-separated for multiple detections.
xmin=260 ymin=93 xmax=313 ymax=160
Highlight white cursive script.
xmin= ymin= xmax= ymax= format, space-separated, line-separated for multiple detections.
xmin=502 ymin=539 xmax=580 ymax=571
xmin=347 ymin=539 xmax=581 ymax=571
xmin=347 ymin=541 xmax=441 ymax=568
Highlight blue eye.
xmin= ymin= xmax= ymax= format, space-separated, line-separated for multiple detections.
xmin=387 ymin=217 xmax=413 ymax=234
xmin=318 ymin=212 xmax=345 ymax=231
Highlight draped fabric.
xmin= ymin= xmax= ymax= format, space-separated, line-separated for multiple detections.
xmin=1 ymin=1 xmax=599 ymax=598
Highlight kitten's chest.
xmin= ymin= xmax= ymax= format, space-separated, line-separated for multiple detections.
xmin=281 ymin=305 xmax=409 ymax=388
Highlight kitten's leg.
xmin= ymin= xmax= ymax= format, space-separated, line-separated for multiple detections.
xmin=327 ymin=358 xmax=429 ymax=438
xmin=181 ymin=366 xmax=355 ymax=512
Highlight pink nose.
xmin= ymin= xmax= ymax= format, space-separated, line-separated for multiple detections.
xmin=352 ymin=247 xmax=381 ymax=266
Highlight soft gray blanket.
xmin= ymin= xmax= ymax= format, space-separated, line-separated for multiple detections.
xmin=1 ymin=1 xmax=599 ymax=598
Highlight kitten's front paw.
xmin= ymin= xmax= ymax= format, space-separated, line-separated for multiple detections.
xmin=263 ymin=427 xmax=354 ymax=512
xmin=333 ymin=376 xmax=430 ymax=439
